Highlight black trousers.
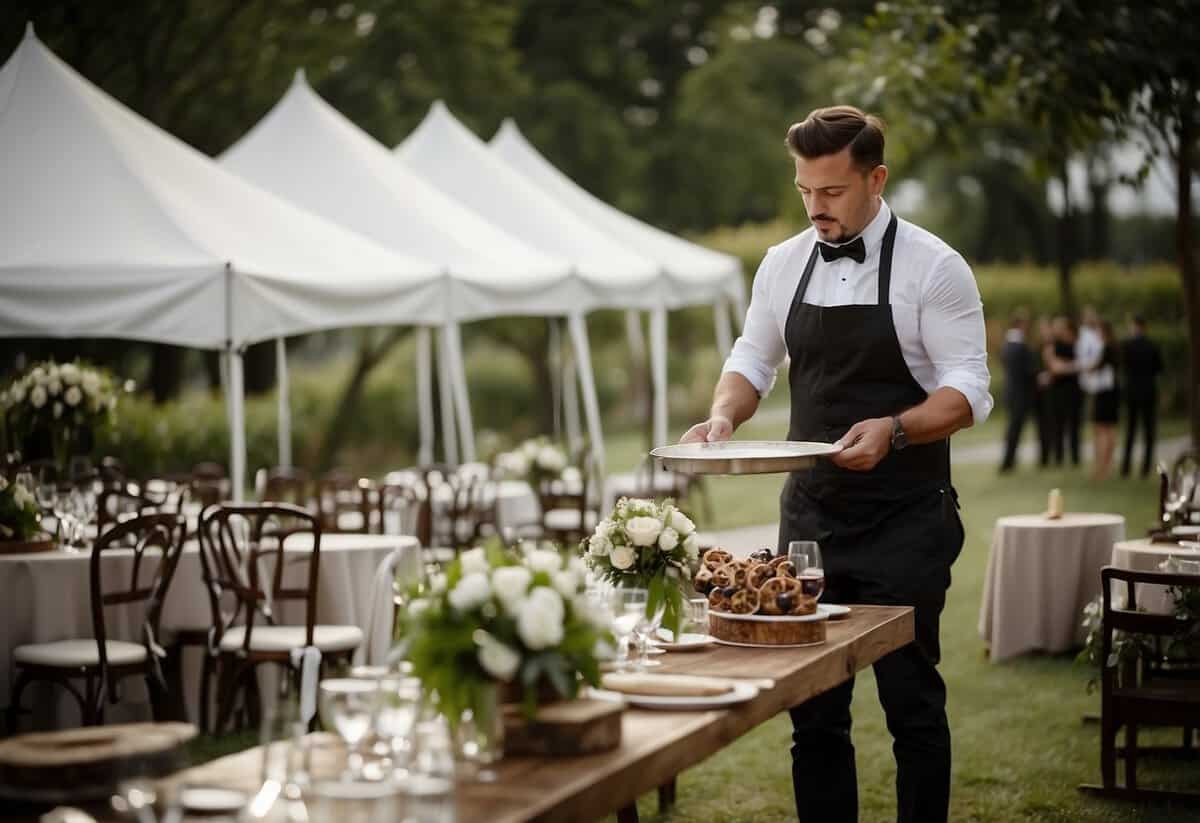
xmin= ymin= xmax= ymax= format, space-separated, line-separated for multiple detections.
xmin=1001 ymin=396 xmax=1031 ymax=470
xmin=1050 ymin=381 xmax=1082 ymax=465
xmin=1121 ymin=390 xmax=1158 ymax=476
xmin=786 ymin=489 xmax=962 ymax=823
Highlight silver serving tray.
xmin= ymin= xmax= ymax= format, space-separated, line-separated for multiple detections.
xmin=650 ymin=440 xmax=841 ymax=476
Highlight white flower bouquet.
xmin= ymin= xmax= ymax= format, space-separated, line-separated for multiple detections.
xmin=492 ymin=436 xmax=577 ymax=489
xmin=397 ymin=542 xmax=613 ymax=724
xmin=0 ymin=476 xmax=41 ymax=542
xmin=583 ymin=497 xmax=701 ymax=638
xmin=1 ymin=359 xmax=123 ymax=468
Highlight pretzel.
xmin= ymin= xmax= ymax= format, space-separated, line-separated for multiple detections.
xmin=702 ymin=547 xmax=734 ymax=571
xmin=769 ymin=556 xmax=796 ymax=578
xmin=746 ymin=562 xmax=776 ymax=591
xmin=748 ymin=548 xmax=775 ymax=564
xmin=693 ymin=566 xmax=715 ymax=595
xmin=712 ymin=561 xmax=748 ymax=590
xmin=707 ymin=587 xmax=733 ymax=612
xmin=757 ymin=576 xmax=814 ymax=615
xmin=728 ymin=587 xmax=761 ymax=614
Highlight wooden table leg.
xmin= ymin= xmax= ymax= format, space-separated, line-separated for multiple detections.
xmin=658 ymin=778 xmax=677 ymax=812
xmin=616 ymin=803 xmax=639 ymax=823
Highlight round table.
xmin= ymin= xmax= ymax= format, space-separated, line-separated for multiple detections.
xmin=0 ymin=533 xmax=419 ymax=730
xmin=978 ymin=513 xmax=1126 ymax=662
xmin=1111 ymin=537 xmax=1200 ymax=613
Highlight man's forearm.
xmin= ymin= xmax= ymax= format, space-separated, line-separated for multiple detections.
xmin=710 ymin=372 xmax=762 ymax=430
xmin=897 ymin=387 xmax=974 ymax=445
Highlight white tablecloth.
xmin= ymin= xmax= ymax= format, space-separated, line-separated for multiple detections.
xmin=1111 ymin=537 xmax=1200 ymax=613
xmin=978 ymin=513 xmax=1126 ymax=662
xmin=1 ymin=533 xmax=419 ymax=729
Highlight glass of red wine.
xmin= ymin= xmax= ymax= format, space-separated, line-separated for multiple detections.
xmin=787 ymin=540 xmax=825 ymax=601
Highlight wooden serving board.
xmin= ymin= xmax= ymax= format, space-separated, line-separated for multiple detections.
xmin=709 ymin=611 xmax=826 ymax=646
xmin=502 ymin=698 xmax=623 ymax=756
xmin=0 ymin=722 xmax=196 ymax=802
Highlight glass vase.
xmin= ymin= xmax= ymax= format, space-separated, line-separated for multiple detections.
xmin=455 ymin=682 xmax=503 ymax=782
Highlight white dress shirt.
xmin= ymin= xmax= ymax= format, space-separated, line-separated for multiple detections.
xmin=723 ymin=200 xmax=994 ymax=424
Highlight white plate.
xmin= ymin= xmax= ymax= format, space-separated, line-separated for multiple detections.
xmin=590 ymin=680 xmax=758 ymax=710
xmin=711 ymin=603 xmax=842 ymax=622
xmin=653 ymin=630 xmax=716 ymax=651
xmin=822 ymin=604 xmax=851 ymax=619
xmin=1171 ymin=525 xmax=1200 ymax=537
xmin=179 ymin=786 xmax=248 ymax=813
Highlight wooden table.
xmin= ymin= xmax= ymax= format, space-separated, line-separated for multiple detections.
xmin=6 ymin=605 xmax=911 ymax=822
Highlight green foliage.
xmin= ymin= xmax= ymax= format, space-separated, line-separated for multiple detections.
xmin=0 ymin=477 xmax=41 ymax=541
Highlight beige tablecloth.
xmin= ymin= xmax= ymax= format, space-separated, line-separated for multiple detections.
xmin=1112 ymin=537 xmax=1200 ymax=613
xmin=978 ymin=513 xmax=1126 ymax=662
xmin=0 ymin=533 xmax=419 ymax=729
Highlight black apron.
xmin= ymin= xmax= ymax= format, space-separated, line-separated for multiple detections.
xmin=776 ymin=213 xmax=963 ymax=662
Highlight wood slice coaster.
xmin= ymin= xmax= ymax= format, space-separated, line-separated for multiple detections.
xmin=0 ymin=535 xmax=56 ymax=555
xmin=0 ymin=722 xmax=196 ymax=802
xmin=709 ymin=611 xmax=827 ymax=647
xmin=502 ymin=697 xmax=623 ymax=756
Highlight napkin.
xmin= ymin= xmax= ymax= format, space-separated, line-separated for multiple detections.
xmin=601 ymin=673 xmax=734 ymax=697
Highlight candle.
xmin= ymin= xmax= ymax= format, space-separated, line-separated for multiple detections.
xmin=1047 ymin=488 xmax=1064 ymax=519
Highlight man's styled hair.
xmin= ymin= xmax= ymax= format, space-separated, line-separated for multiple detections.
xmin=785 ymin=105 xmax=886 ymax=172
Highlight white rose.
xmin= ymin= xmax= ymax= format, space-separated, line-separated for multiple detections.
xmin=657 ymin=526 xmax=679 ymax=552
xmin=522 ymin=440 xmax=541 ymax=459
xmin=669 ymin=509 xmax=695 ymax=535
xmin=516 ymin=587 xmax=565 ymax=650
xmin=561 ymin=466 xmax=582 ymax=487
xmin=626 ymin=498 xmax=656 ymax=516
xmin=491 ymin=566 xmax=532 ymax=613
xmin=81 ymin=371 xmax=101 ymax=397
xmin=0 ymin=476 xmax=7 ymax=491
xmin=625 ymin=516 xmax=662 ymax=547
xmin=429 ymin=573 xmax=447 ymax=594
xmin=610 ymin=545 xmax=636 ymax=570
xmin=588 ymin=532 xmax=612 ymax=557
xmin=459 ymin=546 xmax=489 ymax=576
xmin=10 ymin=383 xmax=24 ymax=403
xmin=526 ymin=548 xmax=562 ymax=575
xmin=536 ymin=445 xmax=566 ymax=472
xmin=683 ymin=533 xmax=699 ymax=560
xmin=31 ymin=367 xmax=46 ymax=382
xmin=476 ymin=632 xmax=520 ymax=681
xmin=64 ymin=386 xmax=82 ymax=407
xmin=29 ymin=385 xmax=47 ymax=409
xmin=552 ymin=570 xmax=579 ymax=598
xmin=448 ymin=572 xmax=491 ymax=612
xmin=47 ymin=377 xmax=62 ymax=396
xmin=53 ymin=402 xmax=62 ymax=419
xmin=59 ymin=363 xmax=80 ymax=385
xmin=12 ymin=484 xmax=35 ymax=512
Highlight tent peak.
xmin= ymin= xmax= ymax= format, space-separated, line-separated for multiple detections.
xmin=497 ymin=117 xmax=521 ymax=138
xmin=293 ymin=67 xmax=307 ymax=85
xmin=24 ymin=21 xmax=35 ymax=39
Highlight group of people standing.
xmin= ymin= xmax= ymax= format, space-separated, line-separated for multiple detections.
xmin=1001 ymin=308 xmax=1163 ymax=479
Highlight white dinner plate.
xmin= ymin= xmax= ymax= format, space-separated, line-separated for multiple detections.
xmin=1171 ymin=525 xmax=1200 ymax=537
xmin=179 ymin=785 xmax=248 ymax=814
xmin=653 ymin=630 xmax=716 ymax=651
xmin=590 ymin=680 xmax=758 ymax=710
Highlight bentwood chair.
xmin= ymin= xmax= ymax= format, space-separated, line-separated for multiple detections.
xmin=5 ymin=513 xmax=187 ymax=732
xmin=197 ymin=503 xmax=362 ymax=733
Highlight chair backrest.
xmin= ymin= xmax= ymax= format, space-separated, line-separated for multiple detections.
xmin=97 ymin=482 xmax=164 ymax=534
xmin=196 ymin=502 xmax=321 ymax=652
xmin=1100 ymin=565 xmax=1200 ymax=692
xmin=316 ymin=470 xmax=371 ymax=534
xmin=377 ymin=480 xmax=425 ymax=543
xmin=256 ymin=466 xmax=312 ymax=509
xmin=90 ymin=512 xmax=187 ymax=676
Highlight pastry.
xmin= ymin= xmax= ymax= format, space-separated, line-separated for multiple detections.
xmin=769 ymin=556 xmax=796 ymax=578
xmin=712 ymin=561 xmax=748 ymax=589
xmin=693 ymin=566 xmax=715 ymax=595
xmin=728 ymin=587 xmax=761 ymax=614
xmin=702 ymin=547 xmax=733 ymax=571
xmin=746 ymin=562 xmax=776 ymax=591
xmin=757 ymin=576 xmax=815 ymax=615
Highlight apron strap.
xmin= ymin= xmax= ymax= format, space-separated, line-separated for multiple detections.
xmin=876 ymin=213 xmax=899 ymax=307
xmin=787 ymin=243 xmax=822 ymax=325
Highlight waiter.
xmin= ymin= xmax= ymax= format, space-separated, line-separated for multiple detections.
xmin=682 ymin=106 xmax=991 ymax=823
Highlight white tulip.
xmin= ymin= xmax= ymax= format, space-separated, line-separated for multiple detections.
xmin=59 ymin=363 xmax=80 ymax=385
xmin=29 ymin=385 xmax=47 ymax=409
xmin=476 ymin=632 xmax=520 ymax=681
xmin=657 ymin=526 xmax=680 ymax=552
xmin=64 ymin=386 xmax=82 ymax=407
xmin=81 ymin=371 xmax=101 ymax=397
xmin=459 ymin=546 xmax=490 ymax=576
xmin=516 ymin=587 xmax=565 ymax=650
xmin=625 ymin=516 xmax=662 ymax=547
xmin=610 ymin=545 xmax=636 ymax=570
xmin=448 ymin=572 xmax=492 ymax=612
xmin=47 ymin=378 xmax=62 ymax=396
xmin=492 ymin=566 xmax=533 ymax=613
xmin=526 ymin=548 xmax=562 ymax=575
xmin=669 ymin=509 xmax=695 ymax=535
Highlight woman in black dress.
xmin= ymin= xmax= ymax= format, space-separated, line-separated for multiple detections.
xmin=1090 ymin=320 xmax=1120 ymax=479
xmin=1044 ymin=315 xmax=1082 ymax=466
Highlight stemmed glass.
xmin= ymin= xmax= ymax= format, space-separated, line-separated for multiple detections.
xmin=686 ymin=597 xmax=710 ymax=637
xmin=1163 ymin=459 xmax=1198 ymax=527
xmin=319 ymin=678 xmax=379 ymax=782
xmin=788 ymin=540 xmax=826 ymax=602
xmin=53 ymin=483 xmax=79 ymax=552
xmin=608 ymin=587 xmax=646 ymax=673
xmin=632 ymin=595 xmax=667 ymax=670
xmin=375 ymin=674 xmax=422 ymax=779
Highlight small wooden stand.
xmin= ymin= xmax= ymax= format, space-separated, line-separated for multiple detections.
xmin=710 ymin=612 xmax=826 ymax=646
xmin=0 ymin=534 xmax=56 ymax=555
xmin=502 ymin=698 xmax=623 ymax=756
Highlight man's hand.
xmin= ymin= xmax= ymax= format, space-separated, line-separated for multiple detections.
xmin=680 ymin=415 xmax=734 ymax=444
xmin=831 ymin=417 xmax=892 ymax=471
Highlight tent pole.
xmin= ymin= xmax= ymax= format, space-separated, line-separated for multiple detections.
xmin=416 ymin=326 xmax=435 ymax=466
xmin=275 ymin=337 xmax=292 ymax=468
xmin=444 ymin=321 xmax=475 ymax=462
xmin=564 ymin=343 xmax=582 ymax=455
xmin=549 ymin=317 xmax=563 ymax=441
xmin=436 ymin=325 xmax=460 ymax=465
xmin=567 ymin=312 xmax=604 ymax=479
xmin=713 ymin=298 xmax=733 ymax=359
xmin=650 ymin=307 xmax=669 ymax=449
xmin=228 ymin=348 xmax=247 ymax=502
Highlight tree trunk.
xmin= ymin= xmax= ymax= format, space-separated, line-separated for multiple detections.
xmin=1175 ymin=84 xmax=1199 ymax=451
xmin=148 ymin=344 xmax=186 ymax=404
xmin=317 ymin=329 xmax=406 ymax=471
xmin=1056 ymin=161 xmax=1076 ymax=314
xmin=1086 ymin=154 xmax=1111 ymax=260
xmin=242 ymin=340 xmax=276 ymax=396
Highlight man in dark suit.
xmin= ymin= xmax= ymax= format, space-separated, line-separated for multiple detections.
xmin=1121 ymin=315 xmax=1163 ymax=476
xmin=1000 ymin=312 xmax=1038 ymax=471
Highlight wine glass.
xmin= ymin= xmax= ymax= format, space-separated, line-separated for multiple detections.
xmin=632 ymin=596 xmax=667 ymax=670
xmin=788 ymin=540 xmax=825 ymax=601
xmin=608 ymin=587 xmax=647 ymax=673
xmin=376 ymin=674 xmax=422 ymax=779
xmin=53 ymin=482 xmax=78 ymax=552
xmin=319 ymin=678 xmax=379 ymax=782
xmin=686 ymin=597 xmax=710 ymax=638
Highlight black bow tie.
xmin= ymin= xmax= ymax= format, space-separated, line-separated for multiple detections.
xmin=817 ymin=236 xmax=866 ymax=264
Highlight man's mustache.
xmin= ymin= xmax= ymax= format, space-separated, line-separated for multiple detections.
xmin=810 ymin=214 xmax=836 ymax=223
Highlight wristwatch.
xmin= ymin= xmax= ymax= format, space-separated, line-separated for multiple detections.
xmin=890 ymin=416 xmax=909 ymax=451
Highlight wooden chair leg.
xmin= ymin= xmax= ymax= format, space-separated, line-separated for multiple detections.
xmin=199 ymin=652 xmax=214 ymax=734
xmin=616 ymin=803 xmax=639 ymax=823
xmin=1126 ymin=721 xmax=1139 ymax=791
xmin=5 ymin=669 xmax=32 ymax=734
xmin=1100 ymin=715 xmax=1117 ymax=788
xmin=658 ymin=778 xmax=677 ymax=812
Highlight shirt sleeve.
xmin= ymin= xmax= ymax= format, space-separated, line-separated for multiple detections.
xmin=721 ymin=246 xmax=787 ymax=397
xmin=920 ymin=251 xmax=994 ymax=424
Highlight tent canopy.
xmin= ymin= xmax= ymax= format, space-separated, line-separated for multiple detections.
xmin=396 ymin=101 xmax=664 ymax=311
xmin=221 ymin=73 xmax=586 ymax=323
xmin=490 ymin=119 xmax=745 ymax=310
xmin=0 ymin=27 xmax=447 ymax=350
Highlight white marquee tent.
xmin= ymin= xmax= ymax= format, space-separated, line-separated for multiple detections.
xmin=490 ymin=119 xmax=747 ymax=447
xmin=219 ymin=71 xmax=576 ymax=467
xmin=397 ymin=102 xmax=666 ymax=468
xmin=0 ymin=26 xmax=448 ymax=499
